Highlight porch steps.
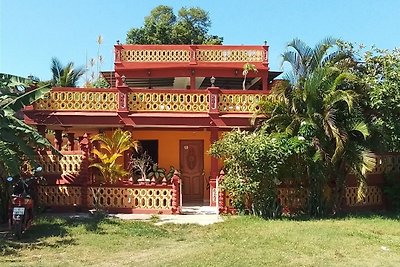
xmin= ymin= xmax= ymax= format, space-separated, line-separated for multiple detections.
xmin=181 ymin=205 xmax=218 ymax=215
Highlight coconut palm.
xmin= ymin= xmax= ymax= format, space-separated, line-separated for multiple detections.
xmin=257 ymin=38 xmax=374 ymax=215
xmin=281 ymin=37 xmax=351 ymax=86
xmin=51 ymin=57 xmax=85 ymax=87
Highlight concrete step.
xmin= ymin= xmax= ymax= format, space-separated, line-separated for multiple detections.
xmin=181 ymin=205 xmax=218 ymax=215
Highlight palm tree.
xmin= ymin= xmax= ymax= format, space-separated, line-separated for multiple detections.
xmin=257 ymin=38 xmax=374 ymax=215
xmin=89 ymin=129 xmax=140 ymax=183
xmin=242 ymin=63 xmax=258 ymax=90
xmin=51 ymin=57 xmax=85 ymax=87
xmin=281 ymin=37 xmax=351 ymax=86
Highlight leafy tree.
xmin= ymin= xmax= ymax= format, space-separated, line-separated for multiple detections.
xmin=211 ymin=130 xmax=309 ymax=218
xmin=89 ymin=129 xmax=139 ymax=183
xmin=51 ymin=57 xmax=85 ymax=87
xmin=361 ymin=47 xmax=400 ymax=152
xmin=126 ymin=5 xmax=223 ymax=45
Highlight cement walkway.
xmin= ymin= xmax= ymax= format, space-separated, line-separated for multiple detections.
xmin=110 ymin=213 xmax=224 ymax=226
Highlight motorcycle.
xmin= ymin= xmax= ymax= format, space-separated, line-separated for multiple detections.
xmin=7 ymin=166 xmax=42 ymax=238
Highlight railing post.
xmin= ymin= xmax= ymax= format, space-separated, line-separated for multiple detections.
xmin=79 ymin=133 xmax=91 ymax=210
xmin=171 ymin=171 xmax=181 ymax=214
xmin=67 ymin=133 xmax=75 ymax=151
xmin=54 ymin=130 xmax=63 ymax=151
xmin=189 ymin=45 xmax=197 ymax=65
xmin=209 ymin=127 xmax=219 ymax=207
xmin=208 ymin=87 xmax=220 ymax=114
xmin=218 ymin=170 xmax=226 ymax=214
xmin=114 ymin=43 xmax=122 ymax=64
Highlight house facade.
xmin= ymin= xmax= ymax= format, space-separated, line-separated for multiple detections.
xmin=24 ymin=44 xmax=393 ymax=214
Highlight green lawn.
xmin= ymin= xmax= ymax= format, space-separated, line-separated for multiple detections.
xmin=1 ymin=214 xmax=400 ymax=266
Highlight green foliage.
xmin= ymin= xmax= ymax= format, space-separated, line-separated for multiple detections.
xmin=0 ymin=83 xmax=56 ymax=222
xmin=210 ymin=130 xmax=309 ymax=218
xmin=383 ymin=172 xmax=400 ymax=211
xmin=218 ymin=38 xmax=376 ymax=217
xmin=147 ymin=163 xmax=166 ymax=182
xmin=361 ymin=48 xmax=400 ymax=152
xmin=89 ymin=129 xmax=139 ymax=183
xmin=51 ymin=57 xmax=85 ymax=87
xmin=91 ymin=77 xmax=110 ymax=88
xmin=126 ymin=5 xmax=223 ymax=45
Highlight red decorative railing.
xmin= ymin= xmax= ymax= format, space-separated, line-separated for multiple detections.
xmin=114 ymin=44 xmax=268 ymax=64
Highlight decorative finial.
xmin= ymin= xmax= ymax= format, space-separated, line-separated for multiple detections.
xmin=116 ymin=40 xmax=120 ymax=45
xmin=210 ymin=76 xmax=216 ymax=87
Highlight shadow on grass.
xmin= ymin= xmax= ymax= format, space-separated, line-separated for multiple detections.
xmin=278 ymin=210 xmax=400 ymax=222
xmin=0 ymin=213 xmax=110 ymax=257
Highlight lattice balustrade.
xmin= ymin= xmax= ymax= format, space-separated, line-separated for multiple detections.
xmin=87 ymin=187 xmax=173 ymax=210
xmin=370 ymin=154 xmax=400 ymax=174
xmin=37 ymin=154 xmax=83 ymax=174
xmin=121 ymin=49 xmax=191 ymax=62
xmin=219 ymin=93 xmax=267 ymax=112
xmin=128 ymin=92 xmax=209 ymax=112
xmin=345 ymin=186 xmax=383 ymax=206
xmin=196 ymin=49 xmax=265 ymax=62
xmin=34 ymin=91 xmax=118 ymax=111
xmin=277 ymin=188 xmax=308 ymax=209
xmin=38 ymin=186 xmax=82 ymax=206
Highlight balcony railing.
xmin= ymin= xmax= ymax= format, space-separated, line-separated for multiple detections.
xmin=115 ymin=45 xmax=268 ymax=64
xmin=33 ymin=88 xmax=118 ymax=111
xmin=33 ymin=87 xmax=269 ymax=114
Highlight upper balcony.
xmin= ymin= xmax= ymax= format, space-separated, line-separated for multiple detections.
xmin=114 ymin=44 xmax=269 ymax=68
xmin=24 ymin=86 xmax=274 ymax=129
xmin=24 ymin=44 xmax=280 ymax=129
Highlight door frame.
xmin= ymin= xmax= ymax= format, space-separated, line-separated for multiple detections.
xmin=179 ymin=139 xmax=204 ymax=204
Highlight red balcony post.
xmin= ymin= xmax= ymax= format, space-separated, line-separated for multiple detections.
xmin=218 ymin=170 xmax=226 ymax=214
xmin=171 ymin=171 xmax=181 ymax=214
xmin=54 ymin=130 xmax=62 ymax=151
xmin=114 ymin=43 xmax=122 ymax=64
xmin=189 ymin=45 xmax=197 ymax=65
xmin=209 ymin=127 xmax=219 ymax=206
xmin=208 ymin=86 xmax=220 ymax=114
xmin=79 ymin=133 xmax=91 ymax=210
xmin=67 ymin=133 xmax=75 ymax=151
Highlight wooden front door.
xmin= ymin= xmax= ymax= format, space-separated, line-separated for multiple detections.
xmin=180 ymin=140 xmax=204 ymax=203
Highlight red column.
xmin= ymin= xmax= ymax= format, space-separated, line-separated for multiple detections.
xmin=190 ymin=70 xmax=196 ymax=89
xmin=54 ymin=130 xmax=62 ymax=151
xmin=189 ymin=45 xmax=197 ymax=65
xmin=37 ymin=125 xmax=46 ymax=137
xmin=67 ymin=133 xmax=75 ymax=151
xmin=79 ymin=133 xmax=91 ymax=210
xmin=209 ymin=127 xmax=219 ymax=206
xmin=171 ymin=171 xmax=181 ymax=214
xmin=218 ymin=170 xmax=226 ymax=214
xmin=208 ymin=87 xmax=220 ymax=114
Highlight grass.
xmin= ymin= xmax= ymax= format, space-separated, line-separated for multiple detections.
xmin=1 ymin=213 xmax=400 ymax=266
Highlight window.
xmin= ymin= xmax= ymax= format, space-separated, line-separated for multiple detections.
xmin=137 ymin=140 xmax=158 ymax=163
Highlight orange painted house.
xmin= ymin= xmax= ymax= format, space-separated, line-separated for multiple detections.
xmin=23 ymin=44 xmax=280 ymax=213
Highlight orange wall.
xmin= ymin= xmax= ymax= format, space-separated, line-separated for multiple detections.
xmin=132 ymin=129 xmax=212 ymax=201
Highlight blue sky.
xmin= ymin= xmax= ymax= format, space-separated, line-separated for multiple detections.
xmin=1 ymin=0 xmax=399 ymax=82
